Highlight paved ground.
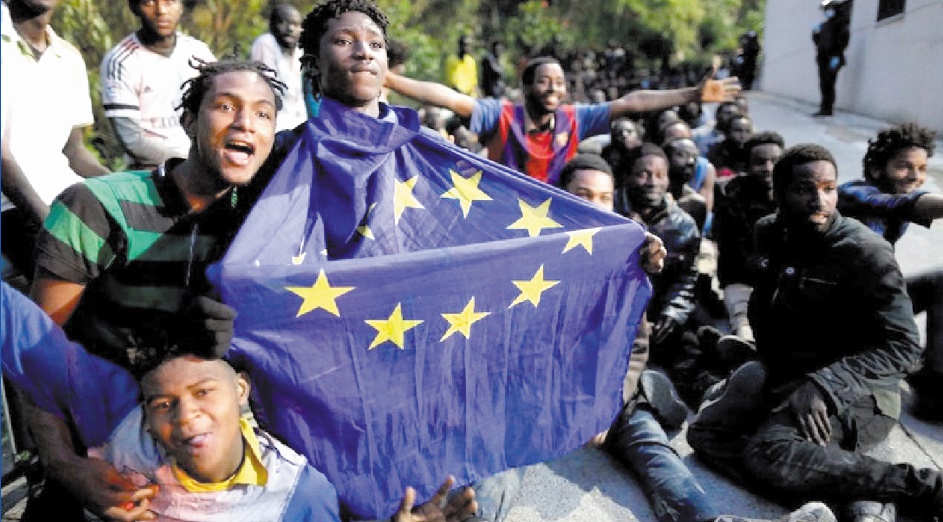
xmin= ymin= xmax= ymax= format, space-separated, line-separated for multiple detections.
xmin=2 ymin=91 xmax=941 ymax=521
xmin=502 ymin=91 xmax=943 ymax=522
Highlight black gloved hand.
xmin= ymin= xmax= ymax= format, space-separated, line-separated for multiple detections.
xmin=180 ymin=295 xmax=238 ymax=358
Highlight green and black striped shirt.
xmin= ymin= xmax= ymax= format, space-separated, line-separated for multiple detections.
xmin=36 ymin=160 xmax=247 ymax=369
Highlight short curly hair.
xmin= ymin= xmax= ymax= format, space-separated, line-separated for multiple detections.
xmin=863 ymin=123 xmax=936 ymax=180
xmin=744 ymin=131 xmax=785 ymax=155
xmin=558 ymin=153 xmax=613 ymax=190
xmin=772 ymin=143 xmax=837 ymax=200
xmin=177 ymin=58 xmax=286 ymax=125
xmin=298 ymin=0 xmax=389 ymax=97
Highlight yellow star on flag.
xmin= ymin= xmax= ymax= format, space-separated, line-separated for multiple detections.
xmin=509 ymin=265 xmax=560 ymax=308
xmin=365 ymin=303 xmax=424 ymax=350
xmin=357 ymin=203 xmax=377 ymax=239
xmin=440 ymin=297 xmax=491 ymax=342
xmin=394 ymin=176 xmax=424 ymax=225
xmin=563 ymin=227 xmax=600 ymax=255
xmin=286 ymin=269 xmax=355 ymax=317
xmin=441 ymin=169 xmax=493 ymax=218
xmin=507 ymin=198 xmax=563 ymax=237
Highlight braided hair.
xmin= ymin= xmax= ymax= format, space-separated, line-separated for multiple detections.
xmin=177 ymin=57 xmax=287 ymax=125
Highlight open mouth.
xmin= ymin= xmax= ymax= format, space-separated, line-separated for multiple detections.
xmin=184 ymin=433 xmax=209 ymax=448
xmin=223 ymin=140 xmax=255 ymax=166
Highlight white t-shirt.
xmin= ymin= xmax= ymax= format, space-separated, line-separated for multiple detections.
xmin=100 ymin=32 xmax=215 ymax=166
xmin=250 ymin=33 xmax=306 ymax=131
xmin=1 ymin=3 xmax=93 ymax=211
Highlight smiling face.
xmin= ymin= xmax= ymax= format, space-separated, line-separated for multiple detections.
xmin=316 ymin=11 xmax=388 ymax=113
xmin=524 ymin=63 xmax=567 ymax=115
xmin=188 ymin=70 xmax=278 ymax=189
xmin=779 ymin=159 xmax=838 ymax=233
xmin=133 ymin=0 xmax=183 ymax=40
xmin=873 ymin=146 xmax=929 ymax=195
xmin=142 ymin=356 xmax=249 ymax=483
xmin=624 ymin=154 xmax=670 ymax=210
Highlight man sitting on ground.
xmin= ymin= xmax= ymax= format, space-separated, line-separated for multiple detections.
xmin=558 ymin=154 xmax=836 ymax=522
xmin=688 ymin=144 xmax=941 ymax=522
xmin=837 ymin=123 xmax=943 ymax=421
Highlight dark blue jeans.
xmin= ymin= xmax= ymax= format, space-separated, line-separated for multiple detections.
xmin=606 ymin=407 xmax=719 ymax=522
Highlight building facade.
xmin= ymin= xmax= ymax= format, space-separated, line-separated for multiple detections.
xmin=761 ymin=0 xmax=942 ymax=132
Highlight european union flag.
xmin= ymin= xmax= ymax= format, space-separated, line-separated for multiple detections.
xmin=209 ymin=98 xmax=652 ymax=519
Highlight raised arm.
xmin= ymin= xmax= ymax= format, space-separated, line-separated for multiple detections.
xmin=913 ymin=192 xmax=943 ymax=222
xmin=384 ymin=71 xmax=477 ymax=119
xmin=608 ymin=76 xmax=741 ymax=120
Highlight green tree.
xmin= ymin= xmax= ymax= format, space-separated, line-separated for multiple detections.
xmin=49 ymin=0 xmax=766 ymax=168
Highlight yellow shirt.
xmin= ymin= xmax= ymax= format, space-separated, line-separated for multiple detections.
xmin=173 ymin=417 xmax=268 ymax=492
xmin=445 ymin=53 xmax=479 ymax=96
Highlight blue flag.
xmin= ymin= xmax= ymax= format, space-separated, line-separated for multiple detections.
xmin=209 ymin=98 xmax=652 ymax=519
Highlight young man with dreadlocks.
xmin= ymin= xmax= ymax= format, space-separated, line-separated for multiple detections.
xmin=22 ymin=58 xmax=286 ymax=521
xmin=837 ymin=123 xmax=943 ymax=421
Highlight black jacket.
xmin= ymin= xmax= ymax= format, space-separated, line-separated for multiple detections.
xmin=617 ymin=197 xmax=701 ymax=327
xmin=748 ymin=212 xmax=921 ymax=419
xmin=714 ymin=175 xmax=777 ymax=287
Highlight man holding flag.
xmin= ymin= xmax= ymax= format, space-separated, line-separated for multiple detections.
xmin=19 ymin=2 xmax=654 ymax=520
xmin=209 ymin=1 xmax=652 ymax=519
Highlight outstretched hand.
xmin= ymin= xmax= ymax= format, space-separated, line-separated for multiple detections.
xmin=697 ymin=67 xmax=741 ymax=103
xmin=773 ymin=380 xmax=832 ymax=446
xmin=392 ymin=476 xmax=478 ymax=522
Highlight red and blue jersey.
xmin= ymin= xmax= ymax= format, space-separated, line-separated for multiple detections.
xmin=470 ymin=99 xmax=611 ymax=185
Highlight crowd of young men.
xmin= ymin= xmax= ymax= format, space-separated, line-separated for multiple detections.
xmin=1 ymin=1 xmax=941 ymax=522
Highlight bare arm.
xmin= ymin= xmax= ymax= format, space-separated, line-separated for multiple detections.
xmin=1 ymin=144 xmax=49 ymax=226
xmin=384 ymin=71 xmax=477 ymax=118
xmin=913 ymin=192 xmax=943 ymax=222
xmin=699 ymin=161 xmax=716 ymax=213
xmin=30 ymin=272 xmax=86 ymax=326
xmin=62 ymin=127 xmax=109 ymax=179
xmin=24 ymin=402 xmax=154 ymax=521
xmin=608 ymin=76 xmax=741 ymax=120
xmin=25 ymin=276 xmax=159 ymax=520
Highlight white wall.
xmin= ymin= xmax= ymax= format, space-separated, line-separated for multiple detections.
xmin=760 ymin=0 xmax=943 ymax=132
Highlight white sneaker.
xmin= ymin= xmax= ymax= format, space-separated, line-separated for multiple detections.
xmin=714 ymin=502 xmax=837 ymax=522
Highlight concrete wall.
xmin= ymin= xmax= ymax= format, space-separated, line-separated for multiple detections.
xmin=760 ymin=0 xmax=943 ymax=133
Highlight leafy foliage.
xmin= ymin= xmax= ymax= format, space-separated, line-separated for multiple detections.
xmin=50 ymin=0 xmax=765 ymax=167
